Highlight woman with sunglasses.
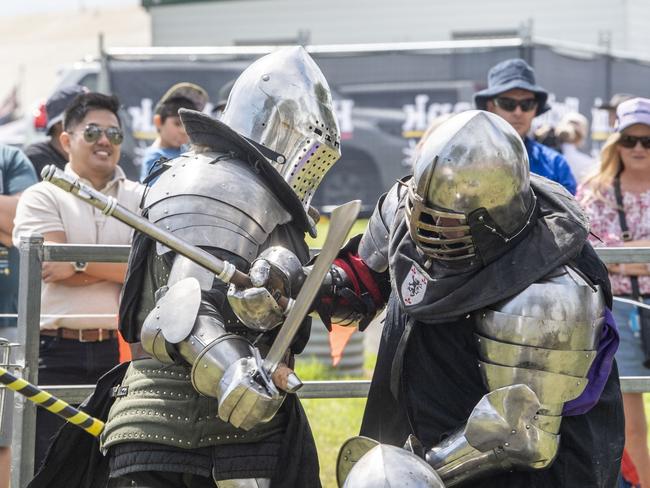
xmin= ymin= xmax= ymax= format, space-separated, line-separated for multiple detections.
xmin=577 ymin=97 xmax=650 ymax=488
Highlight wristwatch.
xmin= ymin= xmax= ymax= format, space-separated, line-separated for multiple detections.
xmin=72 ymin=261 xmax=88 ymax=273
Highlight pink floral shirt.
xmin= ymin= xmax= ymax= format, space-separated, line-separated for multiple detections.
xmin=576 ymin=184 xmax=650 ymax=295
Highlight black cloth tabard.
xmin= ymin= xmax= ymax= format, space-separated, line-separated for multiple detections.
xmin=27 ymin=362 xmax=130 ymax=488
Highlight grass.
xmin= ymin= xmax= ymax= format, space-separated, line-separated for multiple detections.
xmin=295 ymin=353 xmax=376 ymax=488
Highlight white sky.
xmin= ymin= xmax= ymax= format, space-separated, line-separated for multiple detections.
xmin=0 ymin=0 xmax=140 ymax=17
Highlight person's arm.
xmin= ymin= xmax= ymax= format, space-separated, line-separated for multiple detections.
xmin=41 ymin=231 xmax=127 ymax=285
xmin=0 ymin=194 xmax=19 ymax=247
xmin=0 ymin=147 xmax=37 ymax=246
xmin=606 ymin=239 xmax=650 ymax=276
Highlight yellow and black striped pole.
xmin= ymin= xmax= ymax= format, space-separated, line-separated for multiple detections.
xmin=0 ymin=365 xmax=104 ymax=437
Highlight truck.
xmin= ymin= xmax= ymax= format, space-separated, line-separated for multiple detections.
xmin=30 ymin=36 xmax=650 ymax=215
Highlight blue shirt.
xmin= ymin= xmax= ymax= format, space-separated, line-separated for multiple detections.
xmin=524 ymin=137 xmax=577 ymax=195
xmin=0 ymin=146 xmax=37 ymax=327
xmin=139 ymin=145 xmax=183 ymax=183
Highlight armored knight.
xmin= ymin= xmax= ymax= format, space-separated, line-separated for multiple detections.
xmin=97 ymin=47 xmax=340 ymax=488
xmin=230 ymin=111 xmax=624 ymax=487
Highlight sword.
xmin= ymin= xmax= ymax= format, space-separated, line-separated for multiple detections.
xmin=263 ymin=199 xmax=361 ymax=375
xmin=0 ymin=366 xmax=104 ymax=437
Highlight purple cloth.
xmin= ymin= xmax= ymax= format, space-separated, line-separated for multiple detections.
xmin=563 ymin=308 xmax=620 ymax=416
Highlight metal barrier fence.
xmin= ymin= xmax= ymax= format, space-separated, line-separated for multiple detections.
xmin=7 ymin=235 xmax=650 ymax=487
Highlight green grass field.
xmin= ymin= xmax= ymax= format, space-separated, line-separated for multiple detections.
xmin=295 ymin=355 xmax=376 ymax=488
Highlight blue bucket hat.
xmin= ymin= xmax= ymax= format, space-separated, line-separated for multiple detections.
xmin=474 ymin=58 xmax=550 ymax=116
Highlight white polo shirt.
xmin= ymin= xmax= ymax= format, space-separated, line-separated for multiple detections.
xmin=13 ymin=164 xmax=144 ymax=330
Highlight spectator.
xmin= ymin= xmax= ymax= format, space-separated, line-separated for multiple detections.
xmin=556 ymin=112 xmax=597 ymax=184
xmin=139 ymin=82 xmax=208 ymax=182
xmin=474 ymin=58 xmax=577 ymax=194
xmin=0 ymin=145 xmax=37 ymax=488
xmin=211 ymin=78 xmax=235 ymax=119
xmin=577 ymin=97 xmax=650 ymax=488
xmin=24 ymin=85 xmax=88 ymax=178
xmin=600 ymin=93 xmax=636 ymax=130
xmin=12 ymin=92 xmax=143 ymax=470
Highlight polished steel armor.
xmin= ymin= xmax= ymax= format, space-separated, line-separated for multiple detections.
xmin=406 ymin=110 xmax=533 ymax=261
xmin=220 ymin=46 xmax=341 ymax=211
xmin=358 ymin=180 xmax=403 ymax=273
xmin=228 ymin=246 xmax=306 ymax=331
xmin=343 ymin=443 xmax=446 ymax=488
xmin=145 ymin=152 xmax=292 ymax=264
xmin=424 ymin=265 xmax=605 ymax=485
xmin=216 ymin=480 xmax=271 ymax=488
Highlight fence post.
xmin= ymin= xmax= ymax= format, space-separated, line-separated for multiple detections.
xmin=12 ymin=234 xmax=43 ymax=488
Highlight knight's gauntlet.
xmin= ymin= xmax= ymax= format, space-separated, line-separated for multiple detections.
xmin=425 ymin=385 xmax=559 ymax=486
xmin=227 ymin=246 xmax=306 ymax=331
xmin=141 ymin=277 xmax=284 ymax=430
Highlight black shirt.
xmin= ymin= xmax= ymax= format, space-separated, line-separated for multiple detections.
xmin=24 ymin=140 xmax=67 ymax=179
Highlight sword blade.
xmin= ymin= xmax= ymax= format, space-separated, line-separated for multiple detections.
xmin=263 ymin=200 xmax=361 ymax=374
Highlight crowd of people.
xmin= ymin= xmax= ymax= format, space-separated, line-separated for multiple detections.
xmin=0 ymin=49 xmax=648 ymax=487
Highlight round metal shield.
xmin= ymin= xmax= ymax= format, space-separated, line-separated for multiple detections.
xmin=336 ymin=436 xmax=380 ymax=487
xmin=343 ymin=444 xmax=446 ymax=488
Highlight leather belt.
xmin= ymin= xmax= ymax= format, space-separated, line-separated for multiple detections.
xmin=40 ymin=328 xmax=118 ymax=343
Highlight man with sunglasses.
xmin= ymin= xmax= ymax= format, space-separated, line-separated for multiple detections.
xmin=475 ymin=58 xmax=577 ymax=195
xmin=12 ymin=92 xmax=143 ymax=470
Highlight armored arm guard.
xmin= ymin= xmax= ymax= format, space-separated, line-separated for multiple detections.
xmin=425 ymin=265 xmax=606 ymax=486
xmin=138 ymin=152 xmax=296 ymax=430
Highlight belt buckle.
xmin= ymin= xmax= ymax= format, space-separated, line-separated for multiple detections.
xmin=78 ymin=329 xmax=90 ymax=343
xmin=78 ymin=329 xmax=99 ymax=343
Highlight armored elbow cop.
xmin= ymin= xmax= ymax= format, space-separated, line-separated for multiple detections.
xmin=426 ymin=266 xmax=606 ymax=485
xmin=140 ymin=278 xmax=255 ymax=398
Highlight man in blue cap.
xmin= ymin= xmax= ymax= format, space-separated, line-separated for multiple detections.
xmin=475 ymin=58 xmax=577 ymax=195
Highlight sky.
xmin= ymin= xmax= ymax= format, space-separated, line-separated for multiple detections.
xmin=0 ymin=0 xmax=140 ymax=17
xmin=0 ymin=0 xmax=150 ymax=119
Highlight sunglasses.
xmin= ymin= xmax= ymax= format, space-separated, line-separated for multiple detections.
xmin=77 ymin=124 xmax=124 ymax=145
xmin=493 ymin=97 xmax=538 ymax=113
xmin=618 ymin=134 xmax=650 ymax=149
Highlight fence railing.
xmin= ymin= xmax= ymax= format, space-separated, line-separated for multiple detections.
xmin=7 ymin=236 xmax=650 ymax=487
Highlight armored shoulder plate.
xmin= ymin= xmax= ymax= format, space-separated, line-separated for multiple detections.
xmin=144 ymin=152 xmax=292 ymax=264
xmin=476 ymin=264 xmax=605 ymax=419
xmin=358 ymin=179 xmax=405 ymax=272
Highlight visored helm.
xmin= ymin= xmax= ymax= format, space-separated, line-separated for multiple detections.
xmin=220 ymin=46 xmax=341 ymax=211
xmin=406 ymin=110 xmax=536 ymax=265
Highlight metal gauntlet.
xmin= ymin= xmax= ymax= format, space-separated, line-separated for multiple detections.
xmin=228 ymin=246 xmax=306 ymax=331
